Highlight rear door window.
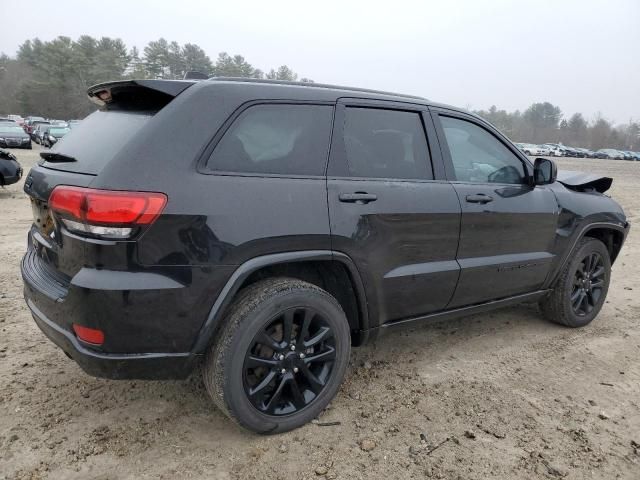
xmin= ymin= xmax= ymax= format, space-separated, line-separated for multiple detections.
xmin=207 ymin=104 xmax=333 ymax=176
xmin=342 ymin=107 xmax=433 ymax=180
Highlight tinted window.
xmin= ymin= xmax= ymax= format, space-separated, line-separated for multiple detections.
xmin=45 ymin=111 xmax=151 ymax=174
xmin=207 ymin=104 xmax=333 ymax=176
xmin=342 ymin=108 xmax=432 ymax=180
xmin=440 ymin=116 xmax=526 ymax=184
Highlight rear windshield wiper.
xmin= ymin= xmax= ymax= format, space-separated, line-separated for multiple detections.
xmin=39 ymin=152 xmax=77 ymax=163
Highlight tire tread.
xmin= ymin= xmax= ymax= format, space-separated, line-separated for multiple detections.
xmin=203 ymin=277 xmax=347 ymax=433
xmin=540 ymin=237 xmax=610 ymax=327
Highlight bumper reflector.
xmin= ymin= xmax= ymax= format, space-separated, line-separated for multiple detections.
xmin=72 ymin=324 xmax=105 ymax=345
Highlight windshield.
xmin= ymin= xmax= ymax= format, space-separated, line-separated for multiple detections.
xmin=49 ymin=128 xmax=70 ymax=136
xmin=0 ymin=126 xmax=25 ymax=134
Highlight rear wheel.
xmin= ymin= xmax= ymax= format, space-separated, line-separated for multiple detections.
xmin=203 ymin=278 xmax=351 ymax=434
xmin=540 ymin=237 xmax=611 ymax=327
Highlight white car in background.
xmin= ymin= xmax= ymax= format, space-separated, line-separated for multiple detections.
xmin=543 ymin=144 xmax=564 ymax=157
xmin=536 ymin=145 xmax=551 ymax=156
xmin=517 ymin=143 xmax=546 ymax=156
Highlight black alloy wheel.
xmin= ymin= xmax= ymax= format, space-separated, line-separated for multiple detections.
xmin=243 ymin=306 xmax=336 ymax=416
xmin=203 ymin=278 xmax=351 ymax=434
xmin=571 ymin=251 xmax=606 ymax=316
xmin=540 ymin=237 xmax=611 ymax=327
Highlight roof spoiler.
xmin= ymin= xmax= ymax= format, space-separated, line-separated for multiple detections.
xmin=87 ymin=80 xmax=196 ymax=110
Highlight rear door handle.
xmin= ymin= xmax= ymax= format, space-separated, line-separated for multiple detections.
xmin=465 ymin=194 xmax=493 ymax=204
xmin=338 ymin=192 xmax=378 ymax=204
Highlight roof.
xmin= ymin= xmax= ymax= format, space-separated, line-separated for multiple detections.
xmin=208 ymin=77 xmax=429 ymax=103
xmin=87 ymin=77 xmax=469 ymax=116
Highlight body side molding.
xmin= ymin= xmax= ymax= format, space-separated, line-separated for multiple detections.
xmin=376 ymin=289 xmax=551 ymax=335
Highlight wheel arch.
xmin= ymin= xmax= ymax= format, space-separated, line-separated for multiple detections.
xmin=191 ymin=251 xmax=369 ymax=353
xmin=583 ymin=226 xmax=626 ymax=263
xmin=546 ymin=221 xmax=628 ymax=288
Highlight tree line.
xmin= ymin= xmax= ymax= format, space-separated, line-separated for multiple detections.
xmin=475 ymin=102 xmax=639 ymax=151
xmin=0 ymin=36 xmax=311 ymax=119
xmin=0 ymin=36 xmax=638 ymax=151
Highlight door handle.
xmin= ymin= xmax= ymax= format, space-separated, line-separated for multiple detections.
xmin=338 ymin=192 xmax=378 ymax=204
xmin=465 ymin=194 xmax=493 ymax=204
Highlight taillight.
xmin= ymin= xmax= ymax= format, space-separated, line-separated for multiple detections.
xmin=49 ymin=186 xmax=167 ymax=239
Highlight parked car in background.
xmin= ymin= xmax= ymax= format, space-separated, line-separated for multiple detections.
xmin=570 ymin=147 xmax=583 ymax=158
xmin=30 ymin=122 xmax=51 ymax=143
xmin=23 ymin=117 xmax=46 ymax=135
xmin=0 ymin=117 xmax=17 ymax=124
xmin=598 ymin=149 xmax=624 ymax=160
xmin=0 ymin=124 xmax=32 ymax=149
xmin=8 ymin=115 xmax=25 ymax=125
xmin=20 ymin=78 xmax=629 ymax=434
xmin=593 ymin=150 xmax=609 ymax=159
xmin=536 ymin=145 xmax=551 ymax=156
xmin=34 ymin=125 xmax=53 ymax=145
xmin=67 ymin=119 xmax=82 ymax=128
xmin=42 ymin=126 xmax=71 ymax=148
xmin=543 ymin=144 xmax=564 ymax=157
xmin=0 ymin=149 xmax=23 ymax=186
xmin=517 ymin=143 xmax=546 ymax=156
xmin=620 ymin=151 xmax=633 ymax=161
xmin=565 ymin=147 xmax=582 ymax=158
xmin=573 ymin=148 xmax=589 ymax=158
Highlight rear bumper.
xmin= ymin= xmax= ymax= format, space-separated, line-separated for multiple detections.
xmin=20 ymin=240 xmax=234 ymax=379
xmin=25 ymin=296 xmax=200 ymax=379
xmin=2 ymin=172 xmax=22 ymax=185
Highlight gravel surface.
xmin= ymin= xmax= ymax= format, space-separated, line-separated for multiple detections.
xmin=1 ymin=147 xmax=639 ymax=479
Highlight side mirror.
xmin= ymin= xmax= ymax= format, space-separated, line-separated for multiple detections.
xmin=533 ymin=157 xmax=557 ymax=185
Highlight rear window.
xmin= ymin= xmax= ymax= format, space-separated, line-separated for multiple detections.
xmin=45 ymin=111 xmax=151 ymax=174
xmin=206 ymin=104 xmax=333 ymax=176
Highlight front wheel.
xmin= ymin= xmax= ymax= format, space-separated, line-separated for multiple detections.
xmin=203 ymin=278 xmax=351 ymax=434
xmin=540 ymin=237 xmax=611 ymax=327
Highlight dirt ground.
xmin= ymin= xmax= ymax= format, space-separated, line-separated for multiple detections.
xmin=1 ymin=146 xmax=639 ymax=480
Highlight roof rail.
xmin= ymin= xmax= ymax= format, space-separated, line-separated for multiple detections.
xmin=208 ymin=77 xmax=426 ymax=101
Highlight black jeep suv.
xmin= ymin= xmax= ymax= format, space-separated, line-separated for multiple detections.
xmin=21 ymin=78 xmax=629 ymax=433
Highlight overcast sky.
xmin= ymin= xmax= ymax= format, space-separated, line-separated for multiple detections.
xmin=1 ymin=0 xmax=638 ymax=123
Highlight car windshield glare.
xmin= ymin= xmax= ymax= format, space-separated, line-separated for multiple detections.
xmin=0 ymin=126 xmax=25 ymax=134
xmin=50 ymin=128 xmax=70 ymax=136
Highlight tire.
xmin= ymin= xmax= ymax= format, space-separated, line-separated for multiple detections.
xmin=203 ymin=277 xmax=351 ymax=434
xmin=540 ymin=237 xmax=611 ymax=327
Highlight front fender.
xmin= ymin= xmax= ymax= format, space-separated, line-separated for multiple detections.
xmin=544 ymin=184 xmax=629 ymax=288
